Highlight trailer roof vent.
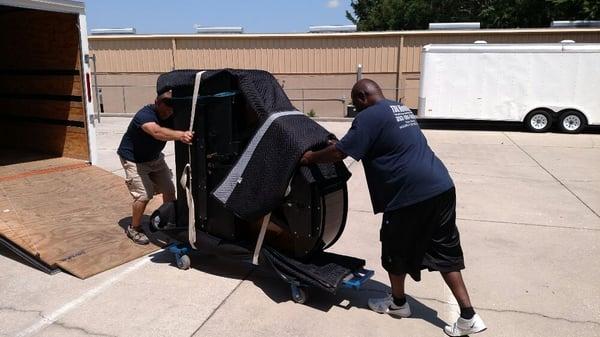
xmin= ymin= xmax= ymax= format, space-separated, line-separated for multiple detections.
xmin=551 ymin=20 xmax=600 ymax=28
xmin=429 ymin=22 xmax=480 ymax=30
xmin=90 ymin=28 xmax=136 ymax=35
xmin=194 ymin=25 xmax=243 ymax=34
xmin=309 ymin=25 xmax=357 ymax=33
xmin=474 ymin=40 xmax=488 ymax=44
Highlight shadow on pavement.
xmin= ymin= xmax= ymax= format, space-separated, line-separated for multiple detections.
xmin=148 ymin=244 xmax=447 ymax=330
xmin=0 ymin=243 xmax=46 ymax=273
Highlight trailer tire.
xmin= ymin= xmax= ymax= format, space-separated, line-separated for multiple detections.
xmin=525 ymin=110 xmax=552 ymax=133
xmin=558 ymin=110 xmax=587 ymax=134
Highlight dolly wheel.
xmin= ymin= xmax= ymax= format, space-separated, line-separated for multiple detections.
xmin=291 ymin=285 xmax=308 ymax=304
xmin=177 ymin=255 xmax=191 ymax=270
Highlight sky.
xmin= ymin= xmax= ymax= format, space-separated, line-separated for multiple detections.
xmin=85 ymin=0 xmax=355 ymax=34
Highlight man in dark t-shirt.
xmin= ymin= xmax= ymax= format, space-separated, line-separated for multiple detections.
xmin=301 ymin=79 xmax=486 ymax=336
xmin=117 ymin=90 xmax=193 ymax=245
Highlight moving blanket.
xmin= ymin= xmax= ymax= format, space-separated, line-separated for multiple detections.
xmin=263 ymin=246 xmax=365 ymax=293
xmin=157 ymin=69 xmax=350 ymax=221
xmin=157 ymin=69 xmax=295 ymax=118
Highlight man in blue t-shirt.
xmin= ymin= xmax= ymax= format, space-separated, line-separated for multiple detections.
xmin=300 ymin=79 xmax=486 ymax=336
xmin=117 ymin=90 xmax=193 ymax=245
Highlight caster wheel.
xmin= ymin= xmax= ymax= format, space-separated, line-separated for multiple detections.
xmin=149 ymin=212 xmax=160 ymax=233
xmin=291 ymin=285 xmax=308 ymax=304
xmin=177 ymin=255 xmax=191 ymax=270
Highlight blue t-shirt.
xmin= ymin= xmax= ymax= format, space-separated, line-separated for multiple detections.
xmin=117 ymin=105 xmax=174 ymax=163
xmin=336 ymin=99 xmax=454 ymax=213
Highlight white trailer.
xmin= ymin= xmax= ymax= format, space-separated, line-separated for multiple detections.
xmin=418 ymin=42 xmax=600 ymax=133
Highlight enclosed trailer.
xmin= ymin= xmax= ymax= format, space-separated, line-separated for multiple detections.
xmin=0 ymin=0 xmax=158 ymax=278
xmin=418 ymin=42 xmax=600 ymax=133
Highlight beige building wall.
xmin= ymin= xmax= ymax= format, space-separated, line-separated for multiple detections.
xmin=89 ymin=29 xmax=600 ymax=116
xmin=95 ymin=74 xmax=157 ymax=114
xmin=90 ymin=39 xmax=173 ymax=73
xmin=173 ymin=35 xmax=400 ymax=74
xmin=94 ymin=73 xmax=396 ymax=117
xmin=278 ymin=73 xmax=398 ymax=117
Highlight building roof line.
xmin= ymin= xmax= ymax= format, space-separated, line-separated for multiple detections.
xmin=88 ymin=28 xmax=600 ymax=40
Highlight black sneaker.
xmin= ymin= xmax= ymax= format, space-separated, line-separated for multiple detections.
xmin=126 ymin=226 xmax=150 ymax=245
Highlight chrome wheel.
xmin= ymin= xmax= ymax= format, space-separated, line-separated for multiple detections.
xmin=530 ymin=114 xmax=549 ymax=130
xmin=558 ymin=110 xmax=586 ymax=134
xmin=562 ymin=115 xmax=581 ymax=131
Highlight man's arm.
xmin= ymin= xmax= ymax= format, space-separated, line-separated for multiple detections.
xmin=300 ymin=142 xmax=347 ymax=165
xmin=141 ymin=122 xmax=194 ymax=144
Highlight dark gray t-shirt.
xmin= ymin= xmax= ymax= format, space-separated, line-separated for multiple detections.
xmin=336 ymin=99 xmax=453 ymax=213
xmin=117 ymin=105 xmax=173 ymax=163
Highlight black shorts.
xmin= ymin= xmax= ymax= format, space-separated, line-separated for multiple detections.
xmin=380 ymin=187 xmax=464 ymax=281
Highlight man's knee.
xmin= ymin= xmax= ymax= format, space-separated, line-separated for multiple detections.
xmin=152 ymin=167 xmax=175 ymax=199
xmin=128 ymin=172 xmax=155 ymax=202
xmin=133 ymin=199 xmax=150 ymax=207
xmin=128 ymin=183 xmax=154 ymax=202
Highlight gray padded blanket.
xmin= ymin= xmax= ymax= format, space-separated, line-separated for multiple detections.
xmin=157 ymin=69 xmax=348 ymax=220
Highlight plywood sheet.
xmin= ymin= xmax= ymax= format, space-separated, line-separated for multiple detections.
xmin=0 ymin=149 xmax=84 ymax=177
xmin=0 ymin=75 xmax=82 ymax=97
xmin=1 ymin=99 xmax=84 ymax=122
xmin=0 ymin=158 xmax=164 ymax=278
xmin=0 ymin=120 xmax=89 ymax=160
xmin=0 ymin=10 xmax=80 ymax=70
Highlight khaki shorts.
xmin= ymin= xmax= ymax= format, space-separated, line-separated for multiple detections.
xmin=120 ymin=155 xmax=175 ymax=202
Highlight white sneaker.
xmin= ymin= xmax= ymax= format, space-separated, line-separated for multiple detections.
xmin=367 ymin=294 xmax=412 ymax=318
xmin=444 ymin=313 xmax=487 ymax=336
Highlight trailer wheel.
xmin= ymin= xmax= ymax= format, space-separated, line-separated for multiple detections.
xmin=558 ymin=110 xmax=587 ymax=134
xmin=525 ymin=110 xmax=552 ymax=133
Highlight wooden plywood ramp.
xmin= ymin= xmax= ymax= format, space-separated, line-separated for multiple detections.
xmin=0 ymin=158 xmax=164 ymax=279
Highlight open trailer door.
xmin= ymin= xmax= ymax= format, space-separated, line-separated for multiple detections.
xmin=0 ymin=0 xmax=161 ymax=278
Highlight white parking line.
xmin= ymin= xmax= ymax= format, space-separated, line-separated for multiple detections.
xmin=16 ymin=257 xmax=151 ymax=337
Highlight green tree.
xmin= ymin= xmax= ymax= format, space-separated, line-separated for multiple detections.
xmin=346 ymin=0 xmax=600 ymax=30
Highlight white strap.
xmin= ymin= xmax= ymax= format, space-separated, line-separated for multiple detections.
xmin=252 ymin=213 xmax=270 ymax=265
xmin=180 ymin=165 xmax=196 ymax=249
xmin=189 ymin=71 xmax=205 ymax=132
xmin=181 ymin=71 xmax=206 ymax=249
